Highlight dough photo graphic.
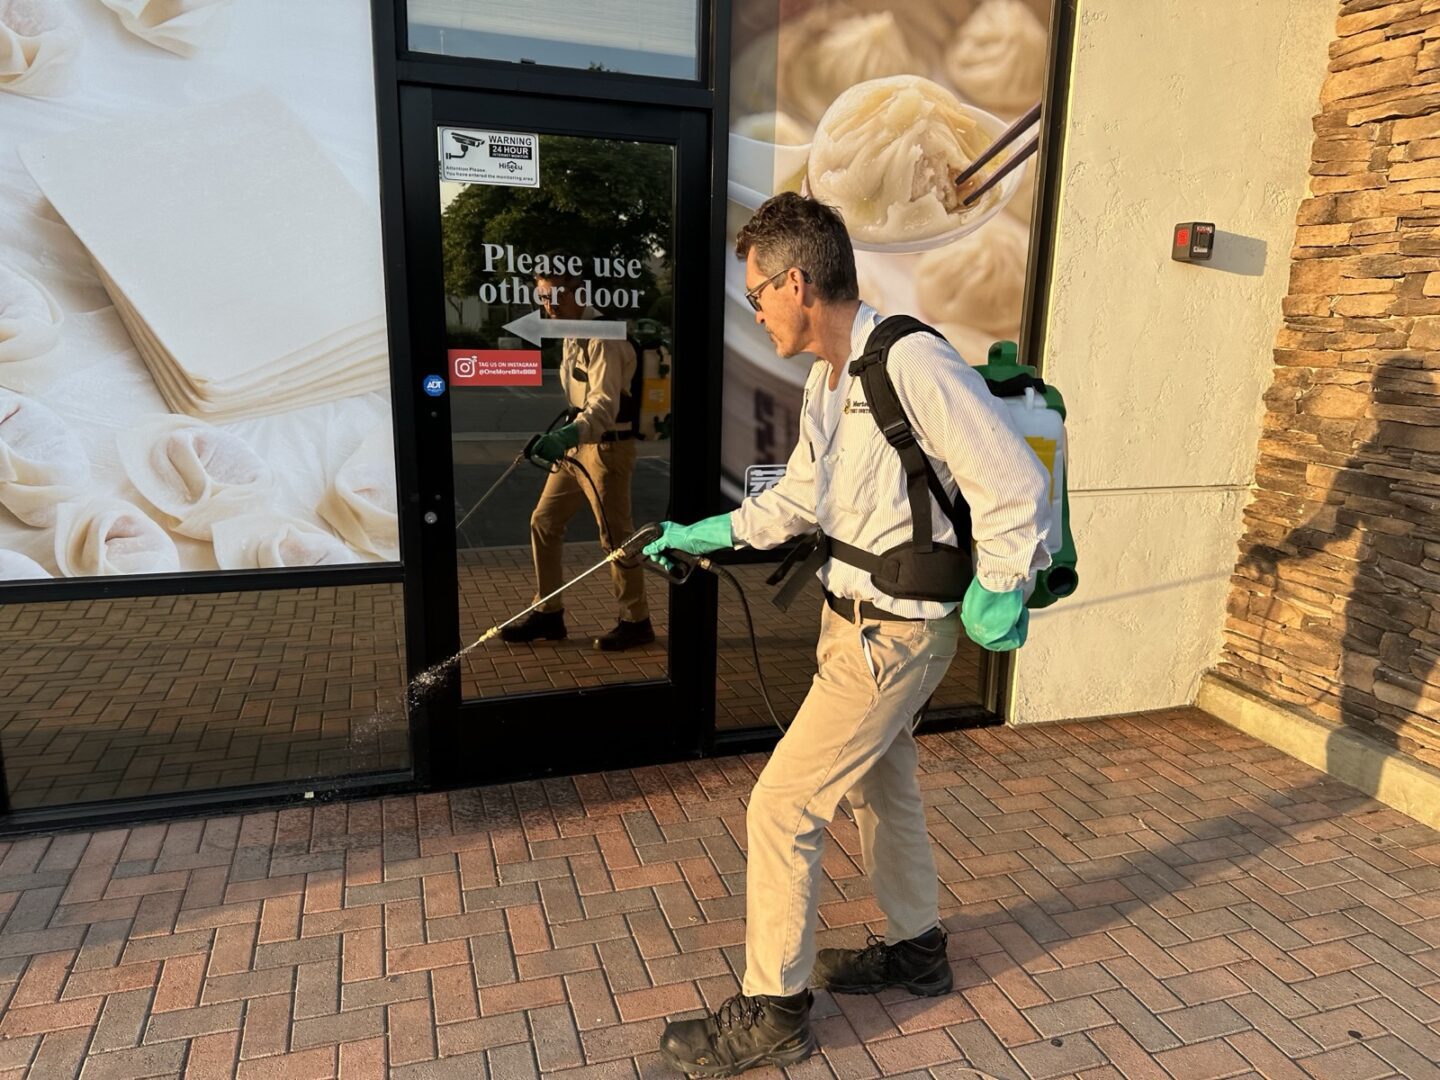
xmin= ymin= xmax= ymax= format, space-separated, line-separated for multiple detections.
xmin=54 ymin=495 xmax=179 ymax=576
xmin=732 ymin=112 xmax=809 ymax=146
xmin=117 ymin=416 xmax=275 ymax=540
xmin=1005 ymin=151 xmax=1037 ymax=225
xmin=212 ymin=513 xmax=354 ymax=569
xmin=319 ymin=428 xmax=399 ymax=562
xmin=915 ymin=212 xmax=1029 ymax=336
xmin=945 ymin=0 xmax=1048 ymax=116
xmin=19 ymin=92 xmax=389 ymax=422
xmin=935 ymin=321 xmax=1000 ymax=366
xmin=0 ymin=548 xmax=48 ymax=578
xmin=97 ymin=0 xmax=232 ymax=57
xmin=0 ymin=259 xmax=63 ymax=363
xmin=791 ymin=11 xmax=918 ymax=124
xmin=0 ymin=389 xmax=90 ymax=528
xmin=0 ymin=0 xmax=79 ymax=98
xmin=808 ymin=75 xmax=997 ymax=245
xmin=845 ymin=0 xmax=975 ymax=70
xmin=732 ymin=3 xmax=918 ymax=126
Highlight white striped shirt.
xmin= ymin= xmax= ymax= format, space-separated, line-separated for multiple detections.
xmin=730 ymin=304 xmax=1052 ymax=619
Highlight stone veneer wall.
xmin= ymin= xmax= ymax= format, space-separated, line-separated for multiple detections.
xmin=1219 ymin=0 xmax=1440 ymax=769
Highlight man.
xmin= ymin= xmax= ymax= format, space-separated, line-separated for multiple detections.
xmin=644 ymin=193 xmax=1051 ymax=1076
xmin=500 ymin=263 xmax=653 ymax=652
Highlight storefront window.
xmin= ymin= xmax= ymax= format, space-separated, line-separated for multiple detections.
xmin=0 ymin=1 xmax=398 ymax=588
xmin=718 ymin=0 xmax=1057 ymax=729
xmin=407 ymin=0 xmax=702 ymax=80
xmin=0 ymin=585 xmax=409 ymax=809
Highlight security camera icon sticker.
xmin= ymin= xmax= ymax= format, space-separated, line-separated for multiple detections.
xmin=445 ymin=132 xmax=484 ymax=160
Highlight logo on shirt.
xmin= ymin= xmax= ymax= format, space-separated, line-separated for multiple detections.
xmin=842 ymin=398 xmax=871 ymax=415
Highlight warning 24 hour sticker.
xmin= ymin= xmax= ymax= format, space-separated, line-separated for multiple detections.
xmin=438 ymin=128 xmax=539 ymax=188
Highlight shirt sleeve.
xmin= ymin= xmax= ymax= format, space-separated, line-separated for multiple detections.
xmin=571 ymin=338 xmax=631 ymax=442
xmin=729 ymin=401 xmax=820 ymax=550
xmin=888 ymin=336 xmax=1052 ymax=593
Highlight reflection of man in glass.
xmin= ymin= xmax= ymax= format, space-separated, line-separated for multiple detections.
xmin=499 ymin=266 xmax=653 ymax=651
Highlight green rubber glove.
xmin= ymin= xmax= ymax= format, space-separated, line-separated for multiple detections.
xmin=530 ymin=423 xmax=581 ymax=465
xmin=961 ymin=579 xmax=1029 ymax=652
xmin=642 ymin=515 xmax=733 ymax=570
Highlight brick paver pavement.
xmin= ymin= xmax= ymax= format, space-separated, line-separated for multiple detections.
xmin=0 ymin=707 xmax=1436 ymax=1078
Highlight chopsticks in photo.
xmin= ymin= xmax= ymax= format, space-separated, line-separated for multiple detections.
xmin=955 ymin=101 xmax=1041 ymax=207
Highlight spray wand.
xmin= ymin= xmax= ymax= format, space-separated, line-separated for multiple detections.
xmin=463 ymin=523 xmax=665 ymax=652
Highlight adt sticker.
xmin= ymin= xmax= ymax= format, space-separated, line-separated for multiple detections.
xmin=422 ymin=374 xmax=446 ymax=397
xmin=744 ymin=464 xmax=786 ymax=498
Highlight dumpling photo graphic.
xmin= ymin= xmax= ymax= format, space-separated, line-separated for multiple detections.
xmin=846 ymin=0 xmax=975 ymax=70
xmin=117 ymin=416 xmax=274 ymax=539
xmin=915 ymin=214 xmax=1029 ymax=336
xmin=0 ymin=389 xmax=90 ymax=527
xmin=732 ymin=4 xmax=918 ymax=125
xmin=935 ymin=322 xmax=998 ymax=366
xmin=0 ymin=0 xmax=79 ymax=98
xmin=212 ymin=513 xmax=356 ymax=569
xmin=54 ymin=497 xmax=179 ymax=576
xmin=945 ymin=0 xmax=1048 ymax=116
xmin=808 ymin=75 xmax=996 ymax=244
xmin=319 ymin=428 xmax=398 ymax=562
xmin=790 ymin=11 xmax=919 ymax=124
xmin=0 ymin=549 xmax=50 ymax=579
xmin=0 ymin=260 xmax=63 ymax=364
xmin=97 ymin=0 xmax=231 ymax=58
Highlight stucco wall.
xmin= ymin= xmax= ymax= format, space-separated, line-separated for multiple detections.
xmin=1012 ymin=0 xmax=1336 ymax=723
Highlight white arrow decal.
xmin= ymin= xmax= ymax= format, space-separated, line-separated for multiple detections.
xmin=500 ymin=310 xmax=628 ymax=347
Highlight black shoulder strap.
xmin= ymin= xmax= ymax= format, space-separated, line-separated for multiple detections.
xmin=619 ymin=335 xmax=643 ymax=431
xmin=848 ymin=315 xmax=970 ymax=553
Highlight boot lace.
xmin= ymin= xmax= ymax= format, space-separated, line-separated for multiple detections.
xmin=851 ymin=932 xmax=896 ymax=977
xmin=713 ymin=993 xmax=766 ymax=1032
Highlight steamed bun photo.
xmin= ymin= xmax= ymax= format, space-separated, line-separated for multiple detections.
xmin=915 ymin=213 xmax=1028 ymax=336
xmin=945 ymin=0 xmax=1048 ymax=116
xmin=808 ymin=75 xmax=997 ymax=245
xmin=732 ymin=3 xmax=919 ymax=125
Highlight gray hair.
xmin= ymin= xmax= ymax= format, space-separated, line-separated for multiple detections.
xmin=734 ymin=193 xmax=859 ymax=303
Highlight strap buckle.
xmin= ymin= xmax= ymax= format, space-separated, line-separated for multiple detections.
xmin=881 ymin=419 xmax=916 ymax=449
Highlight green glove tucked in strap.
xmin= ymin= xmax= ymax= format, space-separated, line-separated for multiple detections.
xmin=530 ymin=423 xmax=581 ymax=465
xmin=961 ymin=579 xmax=1029 ymax=652
xmin=642 ymin=515 xmax=733 ymax=570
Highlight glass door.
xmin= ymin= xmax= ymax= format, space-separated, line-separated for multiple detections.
xmin=398 ymin=88 xmax=717 ymax=786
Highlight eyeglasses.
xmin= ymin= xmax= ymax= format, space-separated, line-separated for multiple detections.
xmin=744 ymin=267 xmax=808 ymax=312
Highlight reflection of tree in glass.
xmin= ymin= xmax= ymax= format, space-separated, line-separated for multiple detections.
xmin=442 ymin=135 xmax=673 ymax=345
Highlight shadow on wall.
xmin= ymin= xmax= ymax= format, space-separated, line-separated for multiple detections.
xmin=1207 ymin=231 xmax=1268 ymax=277
xmin=1239 ymin=355 xmax=1436 ymax=798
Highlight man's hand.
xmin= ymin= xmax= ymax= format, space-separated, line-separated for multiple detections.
xmin=529 ymin=423 xmax=580 ymax=465
xmin=642 ymin=515 xmax=734 ymax=570
xmin=961 ymin=579 xmax=1029 ymax=652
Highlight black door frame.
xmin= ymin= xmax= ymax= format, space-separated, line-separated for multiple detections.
xmin=395 ymin=87 xmax=721 ymax=788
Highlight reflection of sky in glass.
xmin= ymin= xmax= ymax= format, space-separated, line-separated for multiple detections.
xmin=409 ymin=0 xmax=699 ymax=79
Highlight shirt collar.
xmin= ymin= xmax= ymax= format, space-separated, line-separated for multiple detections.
xmin=848 ymin=302 xmax=883 ymax=362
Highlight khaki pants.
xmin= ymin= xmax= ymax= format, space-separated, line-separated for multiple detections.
xmin=529 ymin=440 xmax=648 ymax=623
xmin=742 ymin=602 xmax=960 ymax=997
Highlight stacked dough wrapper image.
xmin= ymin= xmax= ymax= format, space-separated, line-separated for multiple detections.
xmin=0 ymin=1 xmax=399 ymax=581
